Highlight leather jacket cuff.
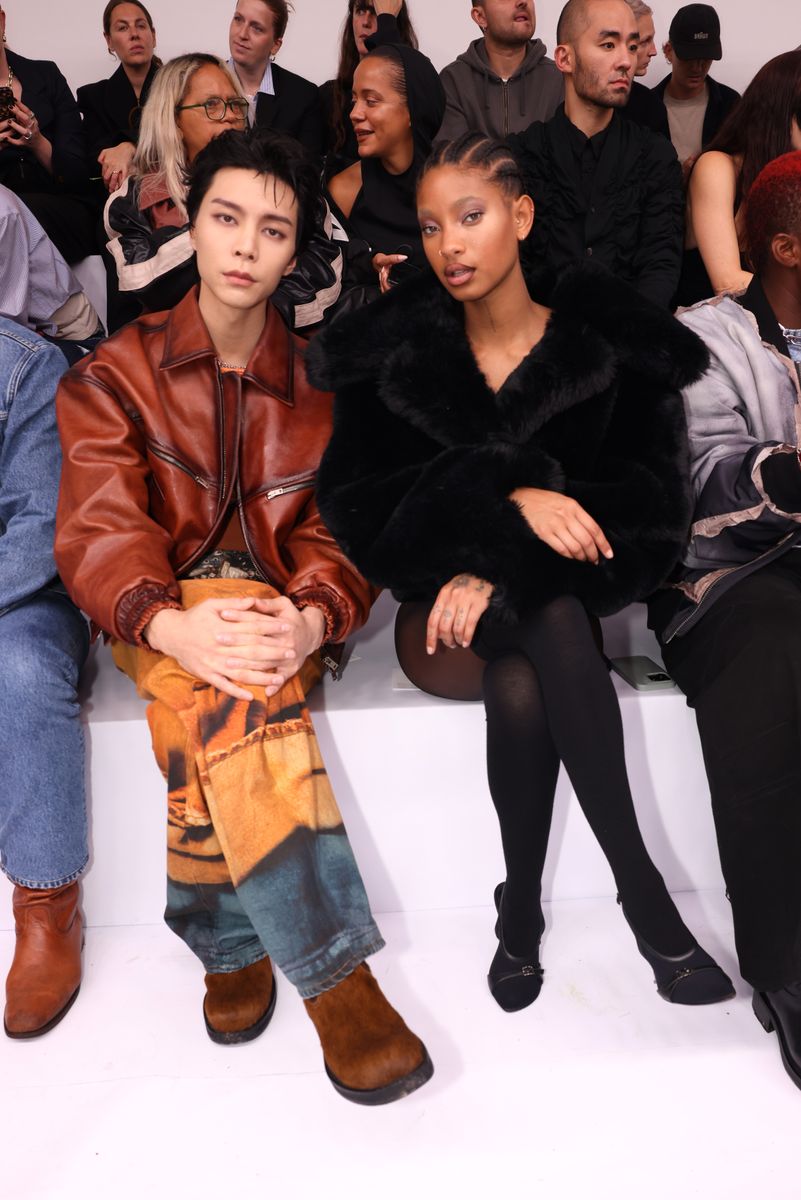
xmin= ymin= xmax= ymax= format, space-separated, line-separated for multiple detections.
xmin=117 ymin=584 xmax=183 ymax=646
xmin=292 ymin=587 xmax=343 ymax=643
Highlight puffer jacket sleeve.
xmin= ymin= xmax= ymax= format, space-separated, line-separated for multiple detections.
xmin=676 ymin=315 xmax=801 ymax=570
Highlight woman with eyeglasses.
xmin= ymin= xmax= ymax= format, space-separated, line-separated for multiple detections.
xmin=104 ymin=53 xmax=343 ymax=328
xmin=77 ymin=1 xmax=161 ymax=197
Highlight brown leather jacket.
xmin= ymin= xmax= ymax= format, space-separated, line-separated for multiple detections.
xmin=54 ymin=287 xmax=373 ymax=646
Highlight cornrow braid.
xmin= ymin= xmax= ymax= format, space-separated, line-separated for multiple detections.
xmin=419 ymin=132 xmax=524 ymax=200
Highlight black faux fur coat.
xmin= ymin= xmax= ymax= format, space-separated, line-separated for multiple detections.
xmin=307 ymin=263 xmax=709 ymax=623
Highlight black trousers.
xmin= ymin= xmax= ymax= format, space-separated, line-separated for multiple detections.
xmin=660 ymin=557 xmax=801 ymax=991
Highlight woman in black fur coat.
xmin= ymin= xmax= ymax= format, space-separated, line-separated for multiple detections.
xmin=308 ymin=133 xmax=733 ymax=1013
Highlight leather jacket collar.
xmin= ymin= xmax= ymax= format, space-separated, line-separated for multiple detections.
xmin=160 ymin=285 xmax=295 ymax=406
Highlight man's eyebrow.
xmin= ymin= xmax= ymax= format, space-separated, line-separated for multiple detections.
xmin=209 ymin=198 xmax=294 ymax=225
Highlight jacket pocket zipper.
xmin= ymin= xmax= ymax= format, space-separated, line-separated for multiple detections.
xmin=149 ymin=444 xmax=211 ymax=489
xmin=264 ymin=477 xmax=316 ymax=501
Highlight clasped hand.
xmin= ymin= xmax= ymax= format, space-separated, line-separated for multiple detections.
xmin=144 ymin=595 xmax=326 ymax=701
xmin=510 ymin=486 xmax=613 ymax=564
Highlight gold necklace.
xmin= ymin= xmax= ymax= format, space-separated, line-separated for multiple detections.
xmin=6 ymin=64 xmax=13 ymax=88
xmin=217 ymin=358 xmax=247 ymax=370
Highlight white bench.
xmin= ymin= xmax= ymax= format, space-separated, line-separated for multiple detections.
xmin=0 ymin=596 xmax=726 ymax=930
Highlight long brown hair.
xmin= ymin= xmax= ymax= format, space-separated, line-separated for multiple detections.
xmin=704 ymin=49 xmax=801 ymax=208
xmin=329 ymin=0 xmax=418 ymax=155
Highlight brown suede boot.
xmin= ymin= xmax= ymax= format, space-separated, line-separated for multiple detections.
xmin=203 ymin=956 xmax=277 ymax=1045
xmin=303 ymin=962 xmax=433 ymax=1105
xmin=4 ymin=882 xmax=83 ymax=1039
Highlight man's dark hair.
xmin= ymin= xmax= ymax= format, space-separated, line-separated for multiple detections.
xmin=185 ymin=127 xmax=319 ymax=255
xmin=745 ymin=150 xmax=801 ymax=273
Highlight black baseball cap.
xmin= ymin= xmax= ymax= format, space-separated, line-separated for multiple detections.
xmin=668 ymin=4 xmax=722 ymax=61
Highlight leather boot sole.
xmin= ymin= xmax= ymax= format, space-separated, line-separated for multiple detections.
xmin=752 ymin=990 xmax=801 ymax=1091
xmin=4 ymin=983 xmax=81 ymax=1040
xmin=324 ymin=1044 xmax=434 ymax=1106
xmin=203 ymin=975 xmax=277 ymax=1045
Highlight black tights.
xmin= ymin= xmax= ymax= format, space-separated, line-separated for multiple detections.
xmin=396 ymin=596 xmax=693 ymax=957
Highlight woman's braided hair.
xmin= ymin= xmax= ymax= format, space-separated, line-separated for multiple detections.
xmin=418 ymin=132 xmax=525 ymax=201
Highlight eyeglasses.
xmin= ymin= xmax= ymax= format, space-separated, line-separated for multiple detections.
xmin=176 ymin=96 xmax=249 ymax=122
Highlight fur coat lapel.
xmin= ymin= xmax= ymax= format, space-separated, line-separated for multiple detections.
xmin=309 ymin=262 xmax=708 ymax=449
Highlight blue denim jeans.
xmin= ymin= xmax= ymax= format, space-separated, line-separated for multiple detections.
xmin=0 ymin=591 xmax=90 ymax=888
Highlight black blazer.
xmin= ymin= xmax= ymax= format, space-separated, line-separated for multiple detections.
xmin=254 ymin=62 xmax=324 ymax=161
xmin=0 ymin=48 xmax=88 ymax=190
xmin=77 ymin=61 xmax=159 ymax=165
xmin=624 ymin=74 xmax=740 ymax=151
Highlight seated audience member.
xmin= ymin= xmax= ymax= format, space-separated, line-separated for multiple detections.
xmin=54 ymin=127 xmax=432 ymax=1106
xmin=310 ymin=132 xmax=734 ymax=1015
xmin=77 ymin=1 xmax=160 ymax=196
xmin=0 ymin=186 xmax=103 ymax=363
xmin=320 ymin=0 xmax=419 ymax=180
xmin=627 ymin=4 xmax=739 ymax=180
xmin=0 ymin=319 xmax=89 ymax=1040
xmin=105 ymin=53 xmax=342 ymax=328
xmin=621 ymin=0 xmax=658 ymax=115
xmin=437 ymin=0 xmax=563 ymax=141
xmin=228 ymin=0 xmax=323 ymax=160
xmin=0 ymin=4 xmax=95 ymax=263
xmin=649 ymin=150 xmax=801 ymax=1091
xmin=327 ymin=41 xmax=445 ymax=297
xmin=511 ymin=0 xmax=683 ymax=308
xmin=679 ymin=49 xmax=801 ymax=306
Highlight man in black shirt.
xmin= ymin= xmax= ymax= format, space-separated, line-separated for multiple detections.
xmin=511 ymin=0 xmax=684 ymax=307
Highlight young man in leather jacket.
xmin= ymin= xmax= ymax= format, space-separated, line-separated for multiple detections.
xmin=54 ymin=126 xmax=432 ymax=1106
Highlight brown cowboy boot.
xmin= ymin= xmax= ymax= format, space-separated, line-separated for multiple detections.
xmin=304 ymin=962 xmax=433 ymax=1105
xmin=4 ymin=882 xmax=83 ymax=1039
xmin=203 ymin=956 xmax=277 ymax=1044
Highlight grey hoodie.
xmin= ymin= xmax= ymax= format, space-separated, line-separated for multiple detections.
xmin=438 ymin=37 xmax=563 ymax=141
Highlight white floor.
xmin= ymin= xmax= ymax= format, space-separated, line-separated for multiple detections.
xmin=1 ymin=890 xmax=797 ymax=1200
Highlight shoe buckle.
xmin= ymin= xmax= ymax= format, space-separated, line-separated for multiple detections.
xmin=522 ymin=965 xmax=536 ymax=977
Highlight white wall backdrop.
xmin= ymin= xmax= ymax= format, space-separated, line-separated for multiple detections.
xmin=4 ymin=0 xmax=800 ymax=102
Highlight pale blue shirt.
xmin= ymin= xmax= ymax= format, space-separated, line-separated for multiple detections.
xmin=228 ymin=58 xmax=275 ymax=126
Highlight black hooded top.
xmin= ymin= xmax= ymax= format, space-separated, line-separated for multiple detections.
xmin=346 ymin=41 xmax=445 ymax=269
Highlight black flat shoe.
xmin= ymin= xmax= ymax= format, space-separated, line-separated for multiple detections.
xmin=617 ymin=896 xmax=735 ymax=1005
xmin=487 ymin=882 xmax=544 ymax=1013
xmin=753 ymin=984 xmax=801 ymax=1091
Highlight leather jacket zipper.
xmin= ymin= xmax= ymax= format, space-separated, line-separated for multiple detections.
xmin=149 ymin=444 xmax=210 ymax=489
xmin=265 ymin=477 xmax=316 ymax=501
